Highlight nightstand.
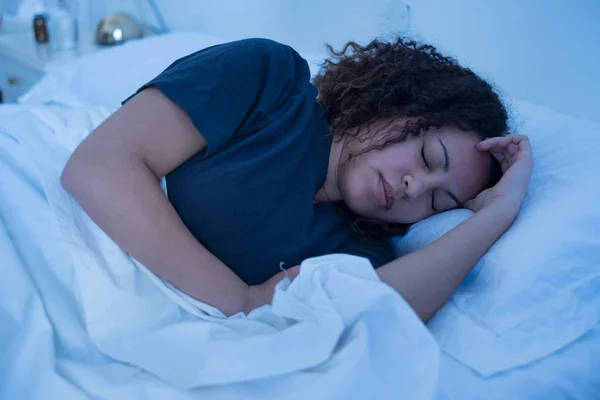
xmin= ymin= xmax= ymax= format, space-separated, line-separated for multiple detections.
xmin=0 ymin=18 xmax=104 ymax=103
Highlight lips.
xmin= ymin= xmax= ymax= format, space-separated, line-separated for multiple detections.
xmin=379 ymin=175 xmax=396 ymax=210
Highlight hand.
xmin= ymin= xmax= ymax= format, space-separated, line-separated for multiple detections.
xmin=243 ymin=265 xmax=300 ymax=314
xmin=465 ymin=134 xmax=533 ymax=216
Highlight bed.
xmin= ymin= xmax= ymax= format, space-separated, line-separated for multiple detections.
xmin=2 ymin=33 xmax=599 ymax=399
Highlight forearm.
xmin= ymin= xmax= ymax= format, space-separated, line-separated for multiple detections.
xmin=377 ymin=204 xmax=516 ymax=322
xmin=61 ymin=149 xmax=250 ymax=317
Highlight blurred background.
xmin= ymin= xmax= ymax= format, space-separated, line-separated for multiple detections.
xmin=1 ymin=0 xmax=599 ymax=122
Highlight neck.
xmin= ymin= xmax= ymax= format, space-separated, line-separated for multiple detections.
xmin=315 ymin=136 xmax=344 ymax=203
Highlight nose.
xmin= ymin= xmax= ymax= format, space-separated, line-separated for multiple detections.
xmin=401 ymin=174 xmax=429 ymax=199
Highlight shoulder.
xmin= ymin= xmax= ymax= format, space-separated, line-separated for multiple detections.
xmin=226 ymin=38 xmax=298 ymax=56
xmin=207 ymin=38 xmax=307 ymax=72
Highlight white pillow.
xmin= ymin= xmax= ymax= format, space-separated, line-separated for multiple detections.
xmin=20 ymin=33 xmax=225 ymax=108
xmin=394 ymin=99 xmax=600 ymax=376
xmin=19 ymin=33 xmax=327 ymax=109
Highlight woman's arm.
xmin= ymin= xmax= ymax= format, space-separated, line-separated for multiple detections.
xmin=378 ymin=134 xmax=533 ymax=322
xmin=377 ymin=203 xmax=515 ymax=322
xmin=263 ymin=203 xmax=515 ymax=322
xmin=62 ymin=88 xmax=256 ymax=317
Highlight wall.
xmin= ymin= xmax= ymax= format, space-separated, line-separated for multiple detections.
xmin=131 ymin=0 xmax=410 ymax=54
xmin=408 ymin=0 xmax=600 ymax=122
xmin=102 ymin=0 xmax=599 ymax=122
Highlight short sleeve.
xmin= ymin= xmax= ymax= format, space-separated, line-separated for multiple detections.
xmin=337 ymin=239 xmax=395 ymax=269
xmin=123 ymin=38 xmax=312 ymax=156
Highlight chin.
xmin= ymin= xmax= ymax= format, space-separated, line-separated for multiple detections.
xmin=341 ymin=198 xmax=365 ymax=217
xmin=340 ymin=188 xmax=370 ymax=217
xmin=339 ymin=169 xmax=379 ymax=218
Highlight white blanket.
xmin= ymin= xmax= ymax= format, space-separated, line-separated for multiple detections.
xmin=0 ymin=105 xmax=438 ymax=399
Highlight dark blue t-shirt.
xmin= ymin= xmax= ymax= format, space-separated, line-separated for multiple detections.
xmin=128 ymin=38 xmax=394 ymax=285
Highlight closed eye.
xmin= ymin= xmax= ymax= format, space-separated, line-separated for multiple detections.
xmin=421 ymin=143 xmax=430 ymax=169
xmin=422 ymin=143 xmax=436 ymax=211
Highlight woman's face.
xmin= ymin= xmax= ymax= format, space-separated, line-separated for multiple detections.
xmin=337 ymin=124 xmax=492 ymax=224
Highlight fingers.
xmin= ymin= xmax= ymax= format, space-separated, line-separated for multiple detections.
xmin=508 ymin=142 xmax=519 ymax=156
xmin=479 ymin=135 xmax=532 ymax=165
xmin=476 ymin=136 xmax=509 ymax=151
xmin=490 ymin=150 xmax=505 ymax=163
xmin=514 ymin=134 xmax=532 ymax=157
xmin=477 ymin=134 xmax=530 ymax=152
xmin=478 ymin=134 xmax=532 ymax=174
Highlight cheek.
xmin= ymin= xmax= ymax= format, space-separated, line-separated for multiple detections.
xmin=376 ymin=145 xmax=415 ymax=171
xmin=339 ymin=159 xmax=372 ymax=208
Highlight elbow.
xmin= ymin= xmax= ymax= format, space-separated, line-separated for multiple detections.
xmin=60 ymin=157 xmax=75 ymax=194
xmin=60 ymin=153 xmax=81 ymax=195
xmin=418 ymin=311 xmax=434 ymax=324
xmin=61 ymin=147 xmax=96 ymax=197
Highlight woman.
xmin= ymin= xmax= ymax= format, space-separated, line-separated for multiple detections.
xmin=61 ymin=37 xmax=532 ymax=321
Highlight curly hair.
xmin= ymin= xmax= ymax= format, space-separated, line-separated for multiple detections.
xmin=312 ymin=37 xmax=509 ymax=240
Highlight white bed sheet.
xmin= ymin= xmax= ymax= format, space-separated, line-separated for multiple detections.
xmin=2 ymin=96 xmax=600 ymax=398
xmin=0 ymin=105 xmax=438 ymax=399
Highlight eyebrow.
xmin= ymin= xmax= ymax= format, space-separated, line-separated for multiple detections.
xmin=439 ymin=138 xmax=461 ymax=206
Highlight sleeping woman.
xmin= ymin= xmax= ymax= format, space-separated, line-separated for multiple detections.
xmin=61 ymin=37 xmax=532 ymax=321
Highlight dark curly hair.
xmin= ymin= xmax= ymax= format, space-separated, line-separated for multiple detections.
xmin=312 ymin=37 xmax=509 ymax=240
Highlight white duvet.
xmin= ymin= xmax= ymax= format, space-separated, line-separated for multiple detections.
xmin=0 ymin=105 xmax=438 ymax=399
xmin=2 ymin=100 xmax=600 ymax=399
